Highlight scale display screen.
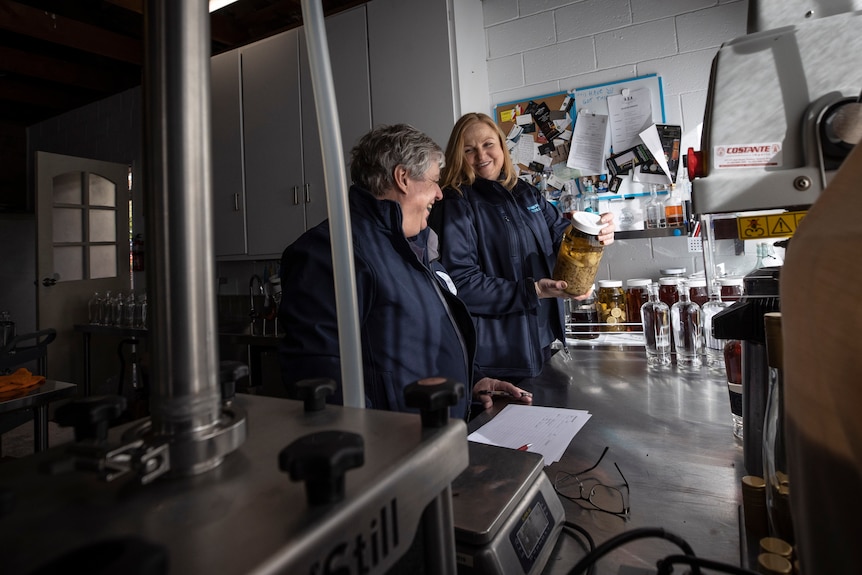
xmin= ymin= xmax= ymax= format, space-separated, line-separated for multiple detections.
xmin=509 ymin=492 xmax=553 ymax=572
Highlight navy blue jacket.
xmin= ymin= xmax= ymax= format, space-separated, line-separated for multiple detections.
xmin=277 ymin=184 xmax=477 ymax=419
xmin=430 ymin=177 xmax=571 ymax=380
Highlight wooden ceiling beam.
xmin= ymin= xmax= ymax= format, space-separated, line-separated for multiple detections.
xmin=0 ymin=46 xmax=138 ymax=92
xmin=0 ymin=0 xmax=142 ymax=65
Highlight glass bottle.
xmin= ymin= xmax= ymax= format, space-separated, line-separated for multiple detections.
xmin=688 ymin=277 xmax=709 ymax=307
xmin=581 ymin=180 xmax=599 ymax=214
xmin=664 ymin=183 xmax=684 ymax=227
xmin=138 ymin=293 xmax=148 ymax=329
xmin=724 ymin=339 xmax=743 ymax=439
xmin=100 ymin=290 xmax=113 ymax=326
xmin=641 ymin=283 xmax=671 ymax=367
xmin=559 ymin=182 xmax=577 ymax=218
xmin=124 ymin=291 xmax=136 ymax=327
xmin=671 ymin=279 xmax=703 ymax=368
xmin=596 ymin=279 xmax=626 ymax=332
xmin=112 ymin=290 xmax=125 ymax=327
xmin=645 ymin=184 xmax=666 ymax=229
xmin=88 ymin=292 xmax=102 ymax=325
xmin=702 ymin=282 xmax=732 ymax=370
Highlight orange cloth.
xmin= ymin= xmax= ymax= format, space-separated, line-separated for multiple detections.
xmin=0 ymin=367 xmax=46 ymax=396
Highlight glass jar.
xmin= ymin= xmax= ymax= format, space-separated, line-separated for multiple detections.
xmin=688 ymin=277 xmax=709 ymax=307
xmin=658 ymin=277 xmax=681 ymax=309
xmin=569 ymin=285 xmax=599 ymax=340
xmin=553 ymin=212 xmax=605 ymax=296
xmin=719 ymin=276 xmax=744 ymax=302
xmin=596 ymin=279 xmax=626 ymax=332
xmin=625 ymin=278 xmax=651 ymax=332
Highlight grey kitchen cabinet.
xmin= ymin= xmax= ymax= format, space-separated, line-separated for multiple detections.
xmin=213 ymin=6 xmax=371 ymax=260
xmin=211 ymin=49 xmax=247 ymax=257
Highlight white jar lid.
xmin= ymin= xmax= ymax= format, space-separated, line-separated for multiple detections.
xmin=597 ymin=279 xmax=623 ymax=288
xmin=719 ymin=276 xmax=744 ymax=286
xmin=626 ymin=278 xmax=651 ymax=287
xmin=688 ymin=277 xmax=707 ymax=287
xmin=569 ymin=211 xmax=605 ymax=236
xmin=660 ymin=267 xmax=686 ymax=276
xmin=659 ymin=277 xmax=681 ymax=285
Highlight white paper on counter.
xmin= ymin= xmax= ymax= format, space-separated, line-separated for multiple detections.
xmin=468 ymin=404 xmax=592 ymax=466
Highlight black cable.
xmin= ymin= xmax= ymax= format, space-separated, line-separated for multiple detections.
xmin=561 ymin=522 xmax=596 ymax=575
xmin=565 ymin=527 xmax=697 ymax=575
xmin=656 ymin=554 xmax=760 ymax=575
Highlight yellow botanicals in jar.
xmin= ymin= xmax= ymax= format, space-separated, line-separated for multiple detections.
xmin=553 ymin=212 xmax=605 ymax=296
xmin=597 ymin=279 xmax=627 ymax=332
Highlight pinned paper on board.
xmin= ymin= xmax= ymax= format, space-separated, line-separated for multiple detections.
xmin=567 ymin=110 xmax=608 ymax=174
xmin=607 ymin=88 xmax=654 ymax=152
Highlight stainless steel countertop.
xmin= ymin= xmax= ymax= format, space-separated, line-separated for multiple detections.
xmin=472 ymin=348 xmax=745 ymax=574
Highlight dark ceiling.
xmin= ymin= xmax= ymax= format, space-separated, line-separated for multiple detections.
xmin=0 ymin=0 xmax=368 ymax=128
xmin=0 ymin=0 xmax=367 ymax=211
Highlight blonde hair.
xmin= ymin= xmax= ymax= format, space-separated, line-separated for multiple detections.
xmin=441 ymin=113 xmax=518 ymax=193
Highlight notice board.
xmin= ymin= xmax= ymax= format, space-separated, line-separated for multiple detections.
xmin=572 ymin=74 xmax=665 ymax=124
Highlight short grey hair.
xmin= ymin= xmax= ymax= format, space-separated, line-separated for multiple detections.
xmin=350 ymin=124 xmax=445 ymax=197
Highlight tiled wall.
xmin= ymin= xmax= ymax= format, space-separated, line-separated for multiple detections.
xmin=481 ymin=0 xmax=751 ymax=282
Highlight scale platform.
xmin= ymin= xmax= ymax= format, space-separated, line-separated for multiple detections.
xmin=452 ymin=442 xmax=565 ymax=575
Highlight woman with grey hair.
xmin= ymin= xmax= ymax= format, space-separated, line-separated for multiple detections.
xmin=277 ymin=124 xmax=532 ymax=419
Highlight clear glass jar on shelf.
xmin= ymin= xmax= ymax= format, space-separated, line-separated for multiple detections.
xmin=569 ymin=285 xmax=599 ymax=340
xmin=658 ymin=276 xmax=681 ymax=309
xmin=641 ymin=283 xmax=671 ymax=367
xmin=719 ymin=276 xmax=744 ymax=302
xmin=625 ymin=278 xmax=651 ymax=332
xmin=596 ymin=279 xmax=626 ymax=332
xmin=645 ymin=184 xmax=666 ymax=229
xmin=688 ymin=277 xmax=709 ymax=307
xmin=671 ymin=279 xmax=703 ymax=368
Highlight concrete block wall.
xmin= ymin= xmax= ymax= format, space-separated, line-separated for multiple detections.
xmin=480 ymin=0 xmax=751 ymax=283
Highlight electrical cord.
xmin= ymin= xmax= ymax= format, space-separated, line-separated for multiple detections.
xmin=565 ymin=527 xmax=697 ymax=575
xmin=561 ymin=521 xmax=595 ymax=575
xmin=656 ymin=554 xmax=760 ymax=575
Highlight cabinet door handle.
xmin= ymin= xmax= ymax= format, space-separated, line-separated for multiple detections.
xmin=233 ymin=193 xmax=240 ymax=212
xmin=304 ymin=183 xmax=311 ymax=204
xmin=293 ymin=185 xmax=300 ymax=206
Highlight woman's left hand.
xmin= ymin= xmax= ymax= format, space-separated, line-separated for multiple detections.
xmin=473 ymin=377 xmax=533 ymax=410
xmin=598 ymin=212 xmax=616 ymax=245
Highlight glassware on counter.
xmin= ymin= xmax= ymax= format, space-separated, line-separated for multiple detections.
xmin=719 ymin=276 xmax=744 ymax=302
xmin=123 ymin=291 xmax=137 ymax=327
xmin=112 ymin=291 xmax=125 ymax=327
xmin=724 ymin=338 xmax=743 ymax=440
xmin=671 ymin=279 xmax=703 ymax=368
xmin=702 ymin=283 xmax=732 ymax=370
xmin=641 ymin=283 xmax=671 ymax=367
xmin=688 ymin=277 xmax=709 ymax=307
xmin=625 ymin=278 xmax=651 ymax=332
xmin=88 ymin=292 xmax=102 ymax=325
xmin=569 ymin=285 xmax=599 ymax=340
xmin=596 ymin=279 xmax=627 ymax=332
xmin=552 ymin=212 xmax=605 ymax=296
xmin=100 ymin=290 xmax=113 ymax=326
xmin=136 ymin=293 xmax=148 ymax=329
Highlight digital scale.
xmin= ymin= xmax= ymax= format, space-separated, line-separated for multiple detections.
xmin=452 ymin=442 xmax=566 ymax=575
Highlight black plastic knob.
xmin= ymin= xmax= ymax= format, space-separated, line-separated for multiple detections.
xmin=218 ymin=360 xmax=249 ymax=403
xmin=290 ymin=378 xmax=336 ymax=412
xmin=54 ymin=395 xmax=127 ymax=443
xmin=404 ymin=377 xmax=465 ymax=428
xmin=278 ymin=430 xmax=364 ymax=506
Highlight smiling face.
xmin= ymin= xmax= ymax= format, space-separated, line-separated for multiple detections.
xmin=462 ymin=121 xmax=505 ymax=181
xmin=399 ymin=165 xmax=442 ymax=238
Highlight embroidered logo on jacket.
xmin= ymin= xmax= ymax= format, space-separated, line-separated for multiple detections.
xmin=527 ymin=203 xmax=541 ymax=213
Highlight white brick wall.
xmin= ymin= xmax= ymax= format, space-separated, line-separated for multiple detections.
xmin=480 ymin=0 xmax=750 ymax=281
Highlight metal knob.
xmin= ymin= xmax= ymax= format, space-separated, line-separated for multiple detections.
xmin=279 ymin=430 xmax=364 ymax=506
xmin=404 ymin=377 xmax=465 ymax=428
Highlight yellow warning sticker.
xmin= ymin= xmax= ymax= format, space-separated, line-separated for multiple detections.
xmin=736 ymin=211 xmax=806 ymax=239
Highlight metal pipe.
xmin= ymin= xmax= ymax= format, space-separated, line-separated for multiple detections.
xmin=141 ymin=0 xmax=245 ymax=475
xmin=300 ymin=0 xmax=365 ymax=408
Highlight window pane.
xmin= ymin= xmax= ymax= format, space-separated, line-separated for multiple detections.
xmin=90 ymin=245 xmax=117 ymax=279
xmin=53 ymin=207 xmax=83 ymax=243
xmin=89 ymin=173 xmax=116 ymax=207
xmin=54 ymin=246 xmax=84 ymax=281
xmin=89 ymin=209 xmax=116 ymax=243
xmin=53 ymin=172 xmax=82 ymax=204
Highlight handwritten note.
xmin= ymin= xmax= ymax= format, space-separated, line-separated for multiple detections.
xmin=468 ymin=404 xmax=592 ymax=466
